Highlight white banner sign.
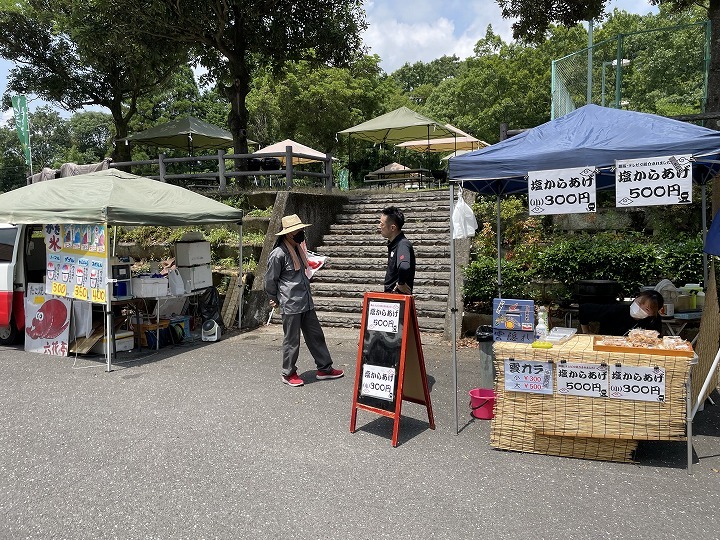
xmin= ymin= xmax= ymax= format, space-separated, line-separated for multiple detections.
xmin=366 ymin=300 xmax=400 ymax=334
xmin=504 ymin=359 xmax=554 ymax=394
xmin=609 ymin=365 xmax=666 ymax=402
xmin=360 ymin=364 xmax=396 ymax=401
xmin=528 ymin=166 xmax=597 ymax=216
xmin=615 ymin=155 xmax=692 ymax=207
xmin=556 ymin=362 xmax=608 ymax=398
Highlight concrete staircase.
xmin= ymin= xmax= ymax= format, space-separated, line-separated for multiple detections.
xmin=308 ymin=190 xmax=452 ymax=333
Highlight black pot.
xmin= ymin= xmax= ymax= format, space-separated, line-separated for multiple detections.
xmin=574 ymin=279 xmax=620 ymax=304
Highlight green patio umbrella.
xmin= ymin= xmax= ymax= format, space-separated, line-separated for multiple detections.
xmin=337 ymin=107 xmax=457 ymax=144
xmin=118 ymin=116 xmax=257 ymax=153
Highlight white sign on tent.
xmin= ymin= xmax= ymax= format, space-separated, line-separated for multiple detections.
xmin=527 ymin=166 xmax=597 ymax=216
xmin=615 ymin=154 xmax=692 ymax=208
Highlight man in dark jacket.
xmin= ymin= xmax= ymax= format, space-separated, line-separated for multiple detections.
xmin=377 ymin=206 xmax=415 ymax=294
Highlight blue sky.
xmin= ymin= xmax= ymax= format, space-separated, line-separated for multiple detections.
xmin=0 ymin=0 xmax=658 ymax=123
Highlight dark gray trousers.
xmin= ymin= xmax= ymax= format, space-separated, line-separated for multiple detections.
xmin=281 ymin=309 xmax=333 ymax=376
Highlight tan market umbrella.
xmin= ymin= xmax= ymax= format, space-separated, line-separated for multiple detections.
xmin=252 ymin=139 xmax=330 ymax=165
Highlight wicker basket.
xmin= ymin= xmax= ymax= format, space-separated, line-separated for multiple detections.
xmin=491 ymin=335 xmax=692 ymax=463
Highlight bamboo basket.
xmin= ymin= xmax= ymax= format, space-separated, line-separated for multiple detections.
xmin=491 ymin=335 xmax=693 ymax=463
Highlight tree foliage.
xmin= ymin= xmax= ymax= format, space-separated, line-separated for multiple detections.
xmin=0 ymin=0 xmax=192 ymax=162
xmin=124 ymin=0 xmax=367 ymax=186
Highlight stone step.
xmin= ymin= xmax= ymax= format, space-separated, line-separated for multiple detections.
xmin=340 ymin=201 xmax=451 ymax=214
xmin=346 ymin=190 xmax=449 ymax=203
xmin=311 ymin=296 xmax=446 ymax=316
xmin=321 ymin=257 xmax=451 ymax=272
xmin=335 ymin=211 xmax=451 ymax=224
xmin=310 ymin=283 xmax=448 ymax=303
xmin=268 ymin=311 xmax=446 ymax=333
xmin=313 ymin=269 xmax=450 ymax=286
xmin=319 ymin=235 xmax=449 ymax=247
xmin=318 ymin=245 xmax=451 ymax=258
xmin=328 ymin=223 xmax=450 ymax=235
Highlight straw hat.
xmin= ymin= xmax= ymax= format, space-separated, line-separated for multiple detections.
xmin=275 ymin=214 xmax=312 ymax=236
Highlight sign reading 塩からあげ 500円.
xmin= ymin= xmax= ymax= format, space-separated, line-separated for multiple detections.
xmin=615 ymin=154 xmax=692 ymax=207
xmin=44 ymin=224 xmax=109 ymax=304
xmin=528 ymin=166 xmax=597 ymax=216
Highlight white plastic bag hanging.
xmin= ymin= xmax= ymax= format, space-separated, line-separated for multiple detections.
xmin=452 ymin=187 xmax=478 ymax=239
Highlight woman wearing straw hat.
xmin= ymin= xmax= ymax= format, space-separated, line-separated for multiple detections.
xmin=264 ymin=214 xmax=344 ymax=387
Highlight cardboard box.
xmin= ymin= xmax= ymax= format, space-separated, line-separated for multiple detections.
xmin=90 ymin=331 xmax=134 ymax=354
xmin=132 ymin=277 xmax=169 ymax=298
xmin=178 ymin=264 xmax=212 ymax=291
xmin=175 ymin=241 xmax=211 ymax=267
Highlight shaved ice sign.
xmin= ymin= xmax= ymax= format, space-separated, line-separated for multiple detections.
xmin=44 ymin=223 xmax=108 ymax=303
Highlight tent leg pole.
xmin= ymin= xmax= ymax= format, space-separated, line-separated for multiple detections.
xmin=496 ymin=194 xmax=502 ymax=299
xmin=450 ymin=183 xmax=459 ymax=435
xmin=702 ymin=183 xmax=708 ymax=286
xmin=238 ymin=221 xmax=243 ymax=331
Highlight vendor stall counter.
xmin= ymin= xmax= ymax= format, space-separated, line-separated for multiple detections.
xmin=491 ymin=335 xmax=696 ymax=470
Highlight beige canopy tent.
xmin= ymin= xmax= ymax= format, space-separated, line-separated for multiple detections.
xmin=366 ymin=162 xmax=411 ymax=177
xmin=252 ymin=139 xmax=331 ymax=165
xmin=397 ymin=124 xmax=488 ymax=153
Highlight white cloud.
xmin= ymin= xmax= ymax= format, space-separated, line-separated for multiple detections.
xmin=362 ymin=0 xmax=658 ymax=74
xmin=0 ymin=108 xmax=12 ymax=127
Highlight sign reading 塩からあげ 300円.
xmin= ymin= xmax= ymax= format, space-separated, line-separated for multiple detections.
xmin=615 ymin=154 xmax=692 ymax=207
xmin=528 ymin=166 xmax=597 ymax=216
xmin=44 ymin=224 xmax=109 ymax=304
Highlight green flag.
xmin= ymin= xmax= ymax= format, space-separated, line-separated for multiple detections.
xmin=11 ymin=95 xmax=32 ymax=169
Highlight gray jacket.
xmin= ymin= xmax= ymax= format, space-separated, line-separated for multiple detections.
xmin=264 ymin=241 xmax=314 ymax=315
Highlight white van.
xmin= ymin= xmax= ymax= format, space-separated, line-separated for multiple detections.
xmin=0 ymin=224 xmax=46 ymax=345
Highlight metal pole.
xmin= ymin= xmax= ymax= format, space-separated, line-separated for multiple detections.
xmin=614 ymin=35 xmax=625 ymax=108
xmin=587 ymin=19 xmax=594 ymax=105
xmin=105 ymin=278 xmax=113 ymax=372
xmin=450 ymin=183 xmax=459 ymax=435
xmin=702 ymin=183 xmax=708 ymax=286
xmin=496 ymin=194 xmax=502 ymax=298
xmin=601 ymin=63 xmax=607 ymax=107
xmin=237 ymin=220 xmax=243 ymax=331
xmin=687 ymin=369 xmax=693 ymax=474
xmin=550 ymin=60 xmax=556 ymax=120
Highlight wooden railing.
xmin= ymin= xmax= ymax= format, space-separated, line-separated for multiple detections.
xmin=110 ymin=146 xmax=334 ymax=192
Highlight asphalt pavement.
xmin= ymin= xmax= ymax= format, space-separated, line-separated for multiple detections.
xmin=0 ymin=325 xmax=718 ymax=540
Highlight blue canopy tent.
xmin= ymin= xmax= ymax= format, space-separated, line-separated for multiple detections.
xmin=446 ymin=104 xmax=720 ymax=436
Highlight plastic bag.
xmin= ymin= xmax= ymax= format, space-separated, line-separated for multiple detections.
xmin=452 ymin=187 xmax=478 ymax=239
xmin=167 ymin=268 xmax=185 ymax=296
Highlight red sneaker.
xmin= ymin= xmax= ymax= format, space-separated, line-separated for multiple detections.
xmin=316 ymin=368 xmax=344 ymax=380
xmin=281 ymin=372 xmax=304 ymax=387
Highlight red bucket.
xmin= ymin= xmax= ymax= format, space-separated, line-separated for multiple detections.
xmin=469 ymin=388 xmax=495 ymax=420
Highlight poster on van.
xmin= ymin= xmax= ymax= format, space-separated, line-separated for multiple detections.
xmin=24 ymin=286 xmax=71 ymax=356
xmin=44 ymin=224 xmax=108 ymax=303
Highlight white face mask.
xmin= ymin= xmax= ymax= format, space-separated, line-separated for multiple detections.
xmin=630 ymin=300 xmax=651 ymax=320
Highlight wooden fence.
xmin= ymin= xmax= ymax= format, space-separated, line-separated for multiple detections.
xmin=110 ymin=146 xmax=334 ymax=192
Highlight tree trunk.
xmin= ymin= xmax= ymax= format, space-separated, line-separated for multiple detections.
xmin=225 ymin=74 xmax=252 ymax=190
xmin=110 ymin=109 xmax=132 ymax=170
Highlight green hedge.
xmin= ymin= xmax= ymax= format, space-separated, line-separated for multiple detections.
xmin=464 ymin=232 xmax=705 ymax=306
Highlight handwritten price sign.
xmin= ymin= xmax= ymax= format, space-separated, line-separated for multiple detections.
xmin=366 ymin=301 xmax=400 ymax=333
xmin=51 ymin=282 xmax=67 ymax=297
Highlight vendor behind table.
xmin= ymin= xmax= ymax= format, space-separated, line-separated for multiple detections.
xmin=579 ymin=290 xmax=664 ymax=336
